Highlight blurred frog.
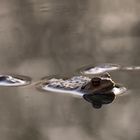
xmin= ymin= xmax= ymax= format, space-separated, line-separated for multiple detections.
xmin=81 ymin=73 xmax=116 ymax=108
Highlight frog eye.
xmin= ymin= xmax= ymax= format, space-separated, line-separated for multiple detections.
xmin=91 ymin=77 xmax=101 ymax=86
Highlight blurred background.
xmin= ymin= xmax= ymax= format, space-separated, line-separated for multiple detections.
xmin=0 ymin=0 xmax=140 ymax=139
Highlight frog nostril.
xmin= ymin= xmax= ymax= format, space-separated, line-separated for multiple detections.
xmin=91 ymin=77 xmax=101 ymax=86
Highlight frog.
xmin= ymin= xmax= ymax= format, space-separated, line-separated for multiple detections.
xmin=81 ymin=73 xmax=116 ymax=108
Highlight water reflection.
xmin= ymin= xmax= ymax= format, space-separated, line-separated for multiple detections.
xmin=0 ymin=74 xmax=31 ymax=86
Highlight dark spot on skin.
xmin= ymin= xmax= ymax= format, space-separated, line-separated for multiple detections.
xmin=81 ymin=84 xmax=87 ymax=90
xmin=91 ymin=77 xmax=101 ymax=86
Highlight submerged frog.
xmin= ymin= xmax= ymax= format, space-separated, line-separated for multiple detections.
xmin=38 ymin=72 xmax=126 ymax=109
xmin=82 ymin=73 xmax=116 ymax=108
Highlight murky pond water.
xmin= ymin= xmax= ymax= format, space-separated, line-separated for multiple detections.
xmin=0 ymin=0 xmax=140 ymax=140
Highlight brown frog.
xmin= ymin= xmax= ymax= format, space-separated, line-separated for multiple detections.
xmin=82 ymin=73 xmax=116 ymax=108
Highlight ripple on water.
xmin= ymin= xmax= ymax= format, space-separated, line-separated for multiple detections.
xmin=0 ymin=74 xmax=31 ymax=87
xmin=78 ymin=63 xmax=140 ymax=75
xmin=78 ymin=63 xmax=121 ymax=75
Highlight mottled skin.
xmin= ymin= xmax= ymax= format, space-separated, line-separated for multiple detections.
xmin=82 ymin=73 xmax=116 ymax=108
xmin=81 ymin=73 xmax=115 ymax=93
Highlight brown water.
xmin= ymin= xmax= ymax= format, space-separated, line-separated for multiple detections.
xmin=0 ymin=0 xmax=140 ymax=140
